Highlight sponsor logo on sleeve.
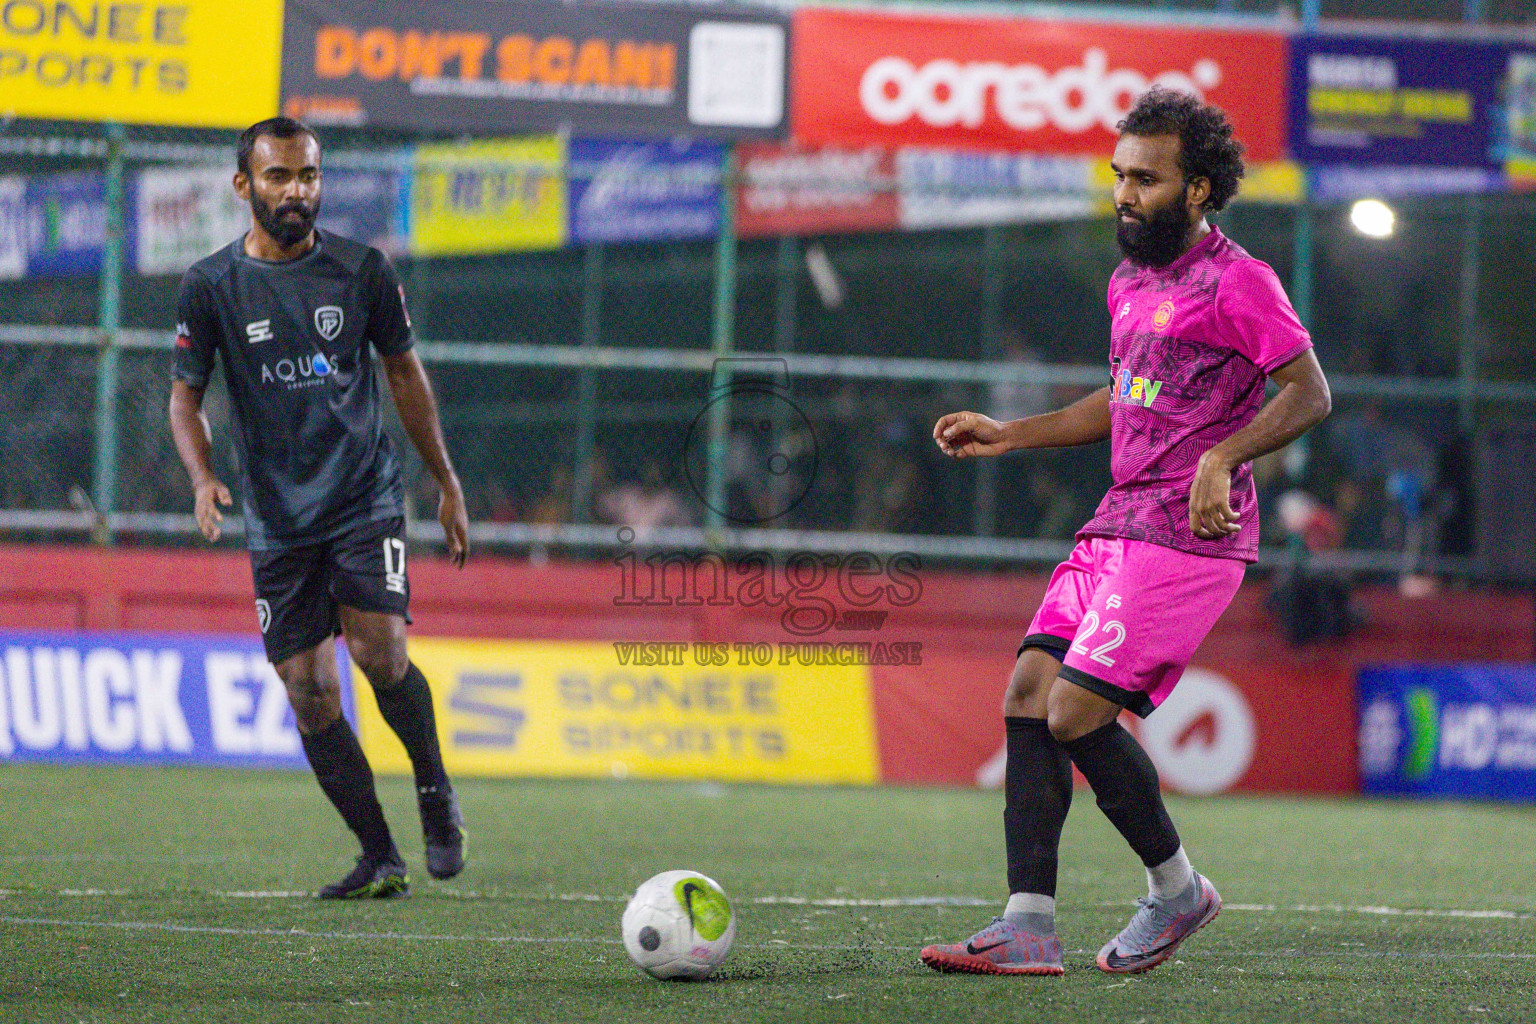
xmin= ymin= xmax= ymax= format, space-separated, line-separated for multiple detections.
xmin=245 ymin=319 xmax=274 ymax=344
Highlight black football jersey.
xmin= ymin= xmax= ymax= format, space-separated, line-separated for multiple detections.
xmin=173 ymin=230 xmax=413 ymax=550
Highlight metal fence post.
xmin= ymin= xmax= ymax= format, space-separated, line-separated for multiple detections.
xmin=572 ymin=242 xmax=604 ymax=524
xmin=973 ymin=225 xmax=1004 ymax=537
xmin=705 ymin=151 xmax=738 ymax=532
xmin=90 ymin=123 xmax=125 ymax=543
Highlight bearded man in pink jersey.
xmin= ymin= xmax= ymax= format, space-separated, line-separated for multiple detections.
xmin=921 ymin=88 xmax=1332 ymax=977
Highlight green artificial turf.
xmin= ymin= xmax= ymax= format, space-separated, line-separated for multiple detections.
xmin=1 ymin=765 xmax=1532 ymax=1023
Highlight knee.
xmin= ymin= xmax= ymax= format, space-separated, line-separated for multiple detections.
xmin=1001 ymin=651 xmax=1056 ymax=718
xmin=1045 ymin=688 xmax=1117 ymax=745
xmin=347 ymin=635 xmax=407 ymax=690
xmin=282 ymin=674 xmax=341 ymax=733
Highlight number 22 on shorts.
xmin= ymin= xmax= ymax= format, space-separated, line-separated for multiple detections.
xmin=1071 ymin=596 xmax=1126 ymax=667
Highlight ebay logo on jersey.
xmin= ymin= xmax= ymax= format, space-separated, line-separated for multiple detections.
xmin=1112 ymin=362 xmax=1165 ymax=409
xmin=792 ymin=9 xmax=1286 ymax=159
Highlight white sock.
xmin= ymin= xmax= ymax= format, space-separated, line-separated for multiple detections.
xmin=1147 ymin=846 xmax=1195 ymax=901
xmin=1004 ymin=892 xmax=1055 ymax=919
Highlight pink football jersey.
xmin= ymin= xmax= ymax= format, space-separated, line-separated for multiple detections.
xmin=1078 ymin=226 xmax=1313 ymax=562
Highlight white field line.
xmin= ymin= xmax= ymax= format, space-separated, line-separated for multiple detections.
xmin=3 ymin=916 xmax=1536 ymax=960
xmin=3 ymin=888 xmax=1534 ymax=923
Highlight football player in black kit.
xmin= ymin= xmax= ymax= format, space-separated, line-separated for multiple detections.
xmin=168 ymin=117 xmax=471 ymax=898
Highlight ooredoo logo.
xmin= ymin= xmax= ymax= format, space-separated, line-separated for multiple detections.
xmin=858 ymin=48 xmax=1223 ymax=134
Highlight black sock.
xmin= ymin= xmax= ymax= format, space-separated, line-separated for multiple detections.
xmin=299 ymin=718 xmax=394 ymax=859
xmin=1003 ymin=717 xmax=1073 ymax=897
xmin=1062 ymin=720 xmax=1181 ymax=869
xmin=372 ymin=661 xmax=450 ymax=794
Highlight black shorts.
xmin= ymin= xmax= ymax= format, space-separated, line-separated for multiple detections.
xmin=250 ymin=516 xmax=411 ymax=664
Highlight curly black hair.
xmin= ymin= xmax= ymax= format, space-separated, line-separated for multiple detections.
xmin=1117 ymin=88 xmax=1245 ymax=212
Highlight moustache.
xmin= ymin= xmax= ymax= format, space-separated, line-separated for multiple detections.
xmin=1116 ymin=207 xmax=1145 ymax=222
xmin=277 ymin=203 xmax=313 ymax=217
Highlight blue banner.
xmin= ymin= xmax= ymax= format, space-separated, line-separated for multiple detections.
xmin=0 ymin=630 xmax=353 ymax=769
xmin=316 ymin=167 xmax=407 ymax=254
xmin=1289 ymin=35 xmax=1511 ymax=169
xmin=1358 ymin=665 xmax=1536 ymax=803
xmin=23 ymin=171 xmax=128 ymax=278
xmin=567 ymin=138 xmax=722 ymax=245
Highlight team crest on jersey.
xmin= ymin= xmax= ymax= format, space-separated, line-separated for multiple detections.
xmin=1153 ymin=301 xmax=1175 ymax=331
xmin=255 ymin=599 xmax=271 ymax=634
xmin=314 ymin=306 xmax=344 ymax=341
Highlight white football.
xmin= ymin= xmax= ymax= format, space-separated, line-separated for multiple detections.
xmin=620 ymin=869 xmax=737 ymax=980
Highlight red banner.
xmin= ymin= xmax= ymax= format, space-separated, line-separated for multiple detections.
xmin=791 ymin=9 xmax=1286 ymax=159
xmin=735 ymin=143 xmax=899 ymax=237
xmin=871 ymin=655 xmax=1357 ymax=795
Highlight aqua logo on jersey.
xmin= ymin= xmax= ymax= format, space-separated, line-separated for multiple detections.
xmin=1111 ymin=364 xmax=1165 ymax=408
xmin=260 ymin=353 xmax=335 ymax=389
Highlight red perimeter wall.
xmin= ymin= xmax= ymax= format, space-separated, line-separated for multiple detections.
xmin=1 ymin=543 xmax=1529 ymax=794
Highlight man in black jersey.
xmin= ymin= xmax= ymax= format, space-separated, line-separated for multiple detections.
xmin=168 ymin=117 xmax=471 ymax=899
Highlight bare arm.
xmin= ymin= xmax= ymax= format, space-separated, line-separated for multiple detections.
xmin=1188 ymin=349 xmax=1332 ymax=539
xmin=168 ymin=380 xmax=232 ymax=541
xmin=934 ymin=386 xmax=1111 ymax=459
xmin=381 ymin=349 xmax=469 ymax=567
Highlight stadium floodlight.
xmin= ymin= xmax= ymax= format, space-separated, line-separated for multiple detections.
xmin=1349 ymin=198 xmax=1396 ymax=239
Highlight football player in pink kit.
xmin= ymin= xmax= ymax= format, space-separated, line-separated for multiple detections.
xmin=922 ymin=89 xmax=1331 ymax=976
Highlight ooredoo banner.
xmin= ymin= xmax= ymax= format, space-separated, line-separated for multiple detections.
xmin=735 ymin=143 xmax=899 ymax=237
xmin=791 ymin=8 xmax=1286 ymax=159
xmin=0 ymin=629 xmax=353 ymax=768
xmin=281 ymin=0 xmax=789 ymax=141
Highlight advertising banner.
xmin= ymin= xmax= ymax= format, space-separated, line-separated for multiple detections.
xmin=791 ymin=8 xmax=1286 ymax=159
xmin=567 ymin=137 xmax=722 ymax=245
xmin=281 ymin=0 xmax=788 ymax=141
xmin=0 ymin=177 xmax=23 ymax=280
xmin=409 ymin=137 xmax=567 ymax=256
xmin=1288 ymin=34 xmax=1513 ymax=168
xmin=1359 ymin=665 xmax=1536 ymax=803
xmin=135 ymin=165 xmax=248 ymax=276
xmin=873 ymin=655 xmax=1357 ymax=795
xmin=0 ymin=629 xmax=353 ymax=768
xmin=317 ymin=167 xmax=407 ymax=254
xmin=0 ymin=0 xmax=281 ymax=128
xmin=355 ymin=638 xmax=880 ymax=785
xmin=23 ymin=171 xmax=122 ymax=277
xmin=735 ymin=143 xmax=899 ymax=237
xmin=897 ymin=150 xmax=1099 ymax=231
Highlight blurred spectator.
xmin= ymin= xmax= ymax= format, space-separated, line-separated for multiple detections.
xmin=1027 ymin=468 xmax=1079 ymax=541
xmin=597 ymin=457 xmax=694 ymax=535
xmin=483 ymin=477 xmax=523 ymax=524
xmin=988 ymin=334 xmax=1053 ymax=423
xmin=526 ymin=465 xmax=572 ymax=526
xmin=852 ymin=421 xmax=920 ymax=533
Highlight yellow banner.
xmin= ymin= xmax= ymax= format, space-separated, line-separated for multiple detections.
xmin=410 ymin=137 xmax=567 ymax=256
xmin=355 ymin=638 xmax=880 ymax=785
xmin=1090 ymin=159 xmax=1304 ymax=205
xmin=0 ymin=1 xmax=282 ymax=128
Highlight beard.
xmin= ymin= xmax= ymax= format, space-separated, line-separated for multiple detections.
xmin=1115 ymin=191 xmax=1193 ymax=268
xmin=250 ymin=190 xmax=319 ymax=248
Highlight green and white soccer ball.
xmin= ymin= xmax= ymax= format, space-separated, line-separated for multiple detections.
xmin=620 ymin=869 xmax=737 ymax=980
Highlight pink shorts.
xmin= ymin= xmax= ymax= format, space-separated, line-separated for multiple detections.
xmin=1020 ymin=536 xmax=1245 ymax=717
